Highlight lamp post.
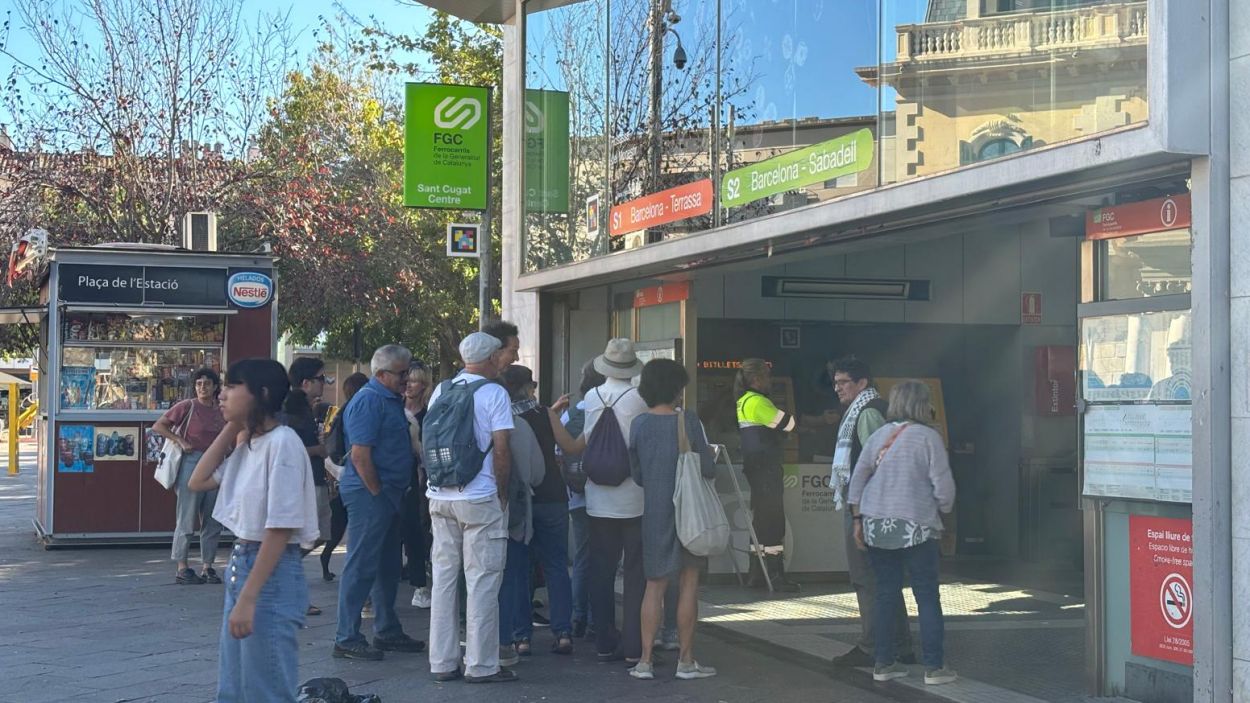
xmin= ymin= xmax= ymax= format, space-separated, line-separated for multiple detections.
xmin=648 ymin=1 xmax=686 ymax=239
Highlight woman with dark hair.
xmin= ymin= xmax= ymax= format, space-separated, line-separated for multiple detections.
xmin=318 ymin=372 xmax=368 ymax=581
xmin=189 ymin=358 xmax=319 ymax=702
xmin=561 ymin=360 xmax=605 ymax=639
xmin=628 ymin=358 xmax=717 ymax=681
xmin=155 ymin=366 xmax=227 ymax=585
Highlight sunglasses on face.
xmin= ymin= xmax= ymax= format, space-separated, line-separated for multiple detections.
xmin=312 ymin=374 xmax=334 ymax=385
xmin=381 ymin=369 xmax=411 ymax=380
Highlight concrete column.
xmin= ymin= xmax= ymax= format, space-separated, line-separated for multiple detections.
xmin=500 ymin=6 xmax=541 ymax=369
xmin=1228 ymin=0 xmax=1250 ymax=698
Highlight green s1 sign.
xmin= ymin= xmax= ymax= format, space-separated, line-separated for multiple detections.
xmin=720 ymin=128 xmax=873 ymax=209
xmin=524 ymin=89 xmax=570 ymax=213
xmin=404 ymin=83 xmax=490 ymax=210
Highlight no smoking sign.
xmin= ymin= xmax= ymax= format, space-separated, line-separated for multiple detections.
xmin=1159 ymin=573 xmax=1192 ymax=629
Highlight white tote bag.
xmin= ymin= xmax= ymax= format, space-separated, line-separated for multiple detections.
xmin=154 ymin=402 xmax=193 ymax=490
xmin=673 ymin=410 xmax=730 ymax=557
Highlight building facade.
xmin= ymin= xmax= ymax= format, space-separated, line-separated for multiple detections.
xmin=422 ymin=0 xmax=1238 ymax=700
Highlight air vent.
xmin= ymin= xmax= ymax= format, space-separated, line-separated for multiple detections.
xmin=761 ymin=276 xmax=930 ymax=301
xmin=181 ymin=212 xmax=218 ymax=251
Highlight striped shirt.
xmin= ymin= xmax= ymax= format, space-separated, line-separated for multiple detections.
xmin=846 ymin=422 xmax=955 ymax=533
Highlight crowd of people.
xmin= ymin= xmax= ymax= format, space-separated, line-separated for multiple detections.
xmin=161 ymin=321 xmax=958 ymax=700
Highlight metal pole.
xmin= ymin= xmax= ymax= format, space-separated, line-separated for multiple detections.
xmin=713 ymin=443 xmax=773 ymax=593
xmin=479 ymin=87 xmax=494 ymax=329
xmin=8 ymin=383 xmax=18 ymax=475
xmin=649 ymin=0 xmax=664 ymax=194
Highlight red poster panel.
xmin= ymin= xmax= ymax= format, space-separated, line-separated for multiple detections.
xmin=1086 ymin=194 xmax=1191 ymax=241
xmin=633 ymin=282 xmax=690 ymax=308
xmin=1129 ymin=516 xmax=1194 ymax=665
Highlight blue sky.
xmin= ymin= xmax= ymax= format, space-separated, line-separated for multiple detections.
xmin=526 ymin=0 xmax=929 ymax=124
xmin=0 ymin=0 xmax=433 ymax=135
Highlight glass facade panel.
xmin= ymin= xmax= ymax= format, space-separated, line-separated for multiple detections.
xmin=523 ymin=0 xmax=1149 ymax=270
xmin=878 ymin=0 xmax=1147 ymax=183
xmin=1101 ymin=229 xmax=1192 ymax=300
xmin=524 ymin=2 xmax=609 ymax=270
xmin=1080 ymin=309 xmax=1190 ymax=402
xmin=720 ymin=0 xmax=880 ymax=224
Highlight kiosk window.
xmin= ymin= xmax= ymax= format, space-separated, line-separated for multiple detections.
xmin=61 ymin=346 xmax=222 ymax=411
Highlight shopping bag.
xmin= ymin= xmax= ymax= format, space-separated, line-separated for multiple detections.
xmin=153 ymin=401 xmax=193 ymax=490
xmin=154 ymin=439 xmax=182 ymax=490
xmin=673 ymin=410 xmax=729 ymax=557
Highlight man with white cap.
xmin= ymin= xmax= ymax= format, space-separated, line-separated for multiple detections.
xmin=425 ymin=331 xmax=517 ymax=683
xmin=550 ymin=338 xmax=649 ymax=664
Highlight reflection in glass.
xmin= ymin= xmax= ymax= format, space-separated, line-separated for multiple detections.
xmin=1080 ymin=310 xmax=1190 ymax=402
xmin=520 ymin=0 xmax=1151 ymax=271
xmin=1102 ymin=229 xmax=1192 ymax=300
xmin=870 ymin=0 xmax=1148 ymax=182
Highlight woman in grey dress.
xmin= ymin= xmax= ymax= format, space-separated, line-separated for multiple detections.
xmin=627 ymin=358 xmax=718 ymax=681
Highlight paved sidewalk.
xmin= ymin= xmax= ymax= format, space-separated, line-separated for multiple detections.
xmin=0 ymin=454 xmax=918 ymax=703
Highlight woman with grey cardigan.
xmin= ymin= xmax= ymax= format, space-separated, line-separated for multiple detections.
xmin=847 ymin=380 xmax=957 ymax=687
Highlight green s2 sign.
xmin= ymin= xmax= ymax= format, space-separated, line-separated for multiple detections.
xmin=721 ymin=128 xmax=873 ymax=209
xmin=525 ymin=89 xmax=570 ymax=213
xmin=404 ymin=83 xmax=490 ymax=210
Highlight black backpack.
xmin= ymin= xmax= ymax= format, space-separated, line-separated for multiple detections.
xmin=581 ymin=388 xmax=634 ymax=487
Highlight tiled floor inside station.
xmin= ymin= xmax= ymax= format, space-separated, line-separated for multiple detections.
xmin=697 ymin=572 xmax=1127 ymax=703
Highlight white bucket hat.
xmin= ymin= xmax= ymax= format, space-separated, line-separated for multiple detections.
xmin=593 ymin=338 xmax=644 ymax=379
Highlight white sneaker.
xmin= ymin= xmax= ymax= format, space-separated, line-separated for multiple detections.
xmin=411 ymin=586 xmax=431 ymax=608
xmin=675 ymin=660 xmax=717 ymax=680
xmin=924 ymin=667 xmax=958 ymax=685
xmin=629 ymin=661 xmax=654 ymax=680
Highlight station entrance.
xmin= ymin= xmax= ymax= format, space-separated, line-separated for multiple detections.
xmin=553 ymin=172 xmax=1194 ymax=701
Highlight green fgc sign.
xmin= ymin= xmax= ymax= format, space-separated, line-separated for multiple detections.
xmin=721 ymin=128 xmax=874 ymax=209
xmin=524 ymin=89 xmax=571 ymax=213
xmin=404 ymin=83 xmax=490 ymax=210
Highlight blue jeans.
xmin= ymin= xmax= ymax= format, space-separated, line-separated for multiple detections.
xmin=867 ymin=540 xmax=944 ymax=669
xmin=217 ymin=542 xmax=306 ymax=702
xmin=517 ymin=502 xmax=573 ymax=638
xmin=569 ymin=506 xmax=592 ymax=626
xmin=499 ymin=538 xmax=530 ymax=645
xmin=334 ymin=486 xmax=406 ymax=647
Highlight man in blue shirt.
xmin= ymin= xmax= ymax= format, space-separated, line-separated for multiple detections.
xmin=333 ymin=344 xmax=426 ymax=660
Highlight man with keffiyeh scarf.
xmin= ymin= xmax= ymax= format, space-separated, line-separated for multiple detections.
xmin=828 ymin=358 xmax=916 ymax=668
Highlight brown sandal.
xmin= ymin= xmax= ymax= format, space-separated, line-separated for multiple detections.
xmin=306 ymin=604 xmax=322 ymax=616
xmin=552 ymin=635 xmax=574 ymax=655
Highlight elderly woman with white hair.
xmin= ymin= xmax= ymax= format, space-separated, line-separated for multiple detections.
xmin=846 ymin=380 xmax=957 ymax=687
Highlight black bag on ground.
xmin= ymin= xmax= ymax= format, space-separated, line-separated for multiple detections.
xmin=297 ymin=677 xmax=382 ymax=703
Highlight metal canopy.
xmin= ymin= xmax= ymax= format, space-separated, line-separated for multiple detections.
xmin=0 ymin=371 xmax=31 ymax=387
xmin=414 ymin=0 xmax=583 ymax=23
xmin=416 ymin=0 xmax=517 ymax=23
xmin=0 ymin=306 xmax=46 ymax=325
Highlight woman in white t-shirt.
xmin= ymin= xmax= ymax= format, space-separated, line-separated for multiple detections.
xmin=189 ymin=358 xmax=319 ymax=703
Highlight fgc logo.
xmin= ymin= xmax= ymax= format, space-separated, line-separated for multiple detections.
xmin=434 ymin=96 xmax=483 ymax=130
xmin=524 ymin=101 xmax=543 ymax=134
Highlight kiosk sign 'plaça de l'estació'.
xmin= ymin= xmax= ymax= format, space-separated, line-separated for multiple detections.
xmin=404 ymin=83 xmax=490 ymax=210
xmin=720 ymin=128 xmax=874 ymax=208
